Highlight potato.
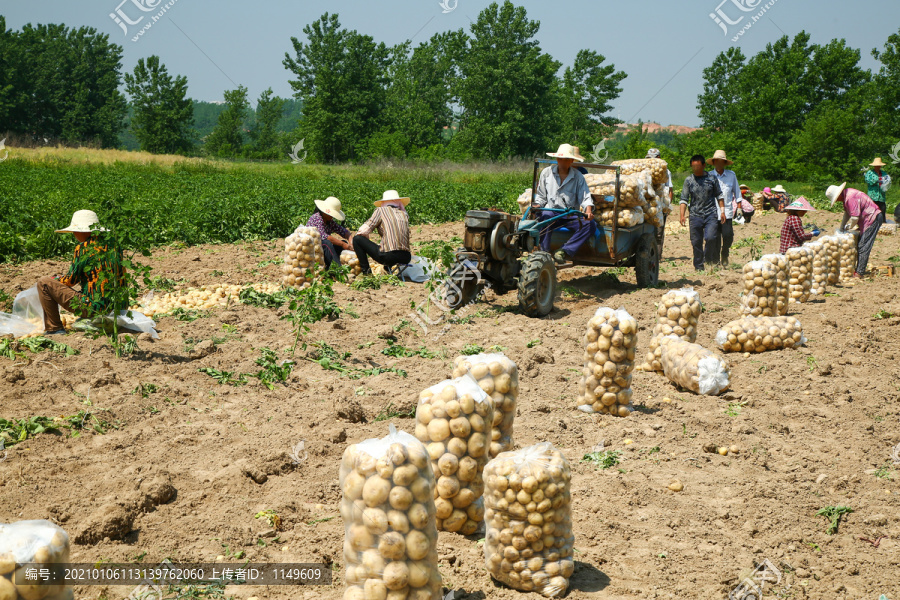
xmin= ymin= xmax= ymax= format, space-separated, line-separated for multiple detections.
xmin=716 ymin=316 xmax=805 ymax=353
xmin=658 ymin=336 xmax=730 ymax=395
xmin=363 ymin=477 xmax=392 ymax=508
xmin=405 ymin=530 xmax=431 ymax=561
xmin=578 ymin=307 xmax=637 ymax=417
xmin=642 ymin=288 xmax=702 ymax=372
xmin=283 ymin=227 xmax=325 ymax=289
xmin=0 ymin=577 xmax=16 ymax=600
xmin=740 ymin=260 xmax=779 ymax=317
xmin=0 ymin=553 xmax=14 ymax=576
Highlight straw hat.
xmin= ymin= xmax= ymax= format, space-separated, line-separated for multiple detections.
xmin=547 ymin=144 xmax=584 ymax=162
xmin=374 ymin=189 xmax=411 ymax=207
xmin=869 ymin=157 xmax=887 ymax=167
xmin=646 ymin=148 xmax=661 ymax=159
xmin=826 ymin=182 xmax=847 ymax=206
xmin=706 ymin=149 xmax=733 ymax=165
xmin=772 ymin=185 xmax=787 ymax=194
xmin=739 ymin=184 xmax=750 ymax=191
xmin=314 ymin=196 xmax=345 ymax=220
xmin=55 ymin=210 xmax=107 ymax=233
xmin=784 ymin=197 xmax=815 ymax=212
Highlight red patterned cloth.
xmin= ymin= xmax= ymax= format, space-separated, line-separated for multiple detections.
xmin=779 ymin=214 xmax=813 ymax=253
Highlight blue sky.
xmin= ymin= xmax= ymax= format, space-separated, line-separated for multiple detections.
xmin=4 ymin=0 xmax=899 ymax=126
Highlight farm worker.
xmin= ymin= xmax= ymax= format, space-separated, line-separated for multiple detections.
xmin=708 ymin=150 xmax=740 ymax=265
xmin=863 ymin=157 xmax=890 ymax=216
xmin=778 ymin=197 xmax=819 ymax=253
xmin=771 ymin=185 xmax=790 ymax=212
xmin=353 ymin=190 xmax=412 ymax=275
xmin=532 ymin=143 xmax=596 ymax=265
xmin=827 ymin=182 xmax=884 ymax=277
xmin=679 ymin=154 xmax=726 ymax=271
xmin=646 ymin=148 xmax=674 ymax=206
xmin=36 ymin=210 xmax=124 ymax=334
xmin=306 ymin=196 xmax=353 ymax=269
xmin=738 ymin=184 xmax=755 ymax=223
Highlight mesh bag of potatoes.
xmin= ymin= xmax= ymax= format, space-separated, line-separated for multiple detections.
xmin=658 ymin=335 xmax=730 ymax=395
xmin=785 ymin=245 xmax=813 ymax=303
xmin=0 ymin=520 xmax=72 ymax=600
xmin=739 ymin=260 xmax=778 ymax=317
xmin=804 ymin=240 xmax=828 ymax=295
xmin=282 ymin=226 xmax=324 ymax=290
xmin=483 ymin=442 xmax=575 ymax=598
xmin=715 ymin=315 xmax=806 ymax=353
xmin=641 ymin=287 xmax=702 ymax=372
xmin=759 ymin=254 xmax=789 ymax=315
xmin=340 ymin=425 xmax=442 ymax=600
xmin=516 ymin=188 xmax=533 ymax=214
xmin=818 ymin=235 xmax=841 ymax=285
xmin=610 ymin=158 xmax=669 ymax=186
xmin=835 ymin=232 xmax=858 ymax=281
xmin=586 ymin=171 xmax=651 ymax=209
xmin=596 ymin=206 xmax=644 ymax=228
xmin=577 ymin=307 xmax=637 ymax=417
xmin=450 ymin=353 xmax=518 ymax=458
xmin=414 ymin=375 xmax=494 ymax=535
xmin=341 ymin=250 xmax=363 ymax=280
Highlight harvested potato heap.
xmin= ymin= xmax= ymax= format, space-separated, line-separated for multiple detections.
xmin=0 ymin=519 xmax=72 ymax=600
xmin=577 ymin=307 xmax=637 ymax=417
xmin=658 ymin=335 xmax=730 ymax=395
xmin=610 ymin=158 xmax=669 ymax=186
xmin=644 ymin=193 xmax=664 ymax=227
xmin=715 ymin=316 xmax=806 ymax=353
xmin=137 ymin=282 xmax=281 ymax=317
xmin=584 ymin=171 xmax=652 ymax=209
xmin=641 ymin=287 xmax=702 ymax=372
xmin=451 ymin=354 xmax=518 ymax=458
xmin=785 ymin=246 xmax=813 ymax=303
xmin=283 ymin=226 xmax=324 ymax=290
xmin=414 ymin=375 xmax=494 ymax=535
xmin=805 ymin=240 xmax=828 ymax=296
xmin=760 ymin=254 xmax=789 ymax=315
xmin=483 ymin=442 xmax=575 ymax=598
xmin=739 ymin=260 xmax=778 ymax=317
xmin=819 ymin=235 xmax=841 ymax=285
xmin=340 ymin=426 xmax=442 ymax=600
xmin=341 ymin=251 xmax=363 ymax=279
xmin=596 ymin=206 xmax=644 ymax=228
xmin=835 ymin=232 xmax=858 ymax=281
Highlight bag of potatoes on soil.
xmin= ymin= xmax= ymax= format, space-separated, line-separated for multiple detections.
xmin=341 ymin=250 xmax=363 ymax=280
xmin=340 ymin=425 xmax=442 ymax=600
xmin=835 ymin=232 xmax=858 ymax=281
xmin=415 ymin=375 xmax=494 ymax=535
xmin=739 ymin=260 xmax=778 ymax=317
xmin=641 ymin=287 xmax=702 ymax=372
xmin=818 ymin=235 xmax=841 ymax=285
xmin=785 ymin=245 xmax=813 ymax=304
xmin=715 ymin=315 xmax=806 ymax=353
xmin=451 ymin=353 xmax=518 ymax=458
xmin=610 ymin=158 xmax=669 ymax=186
xmin=483 ymin=442 xmax=575 ymax=598
xmin=0 ymin=519 xmax=72 ymax=600
xmin=283 ymin=226 xmax=324 ymax=290
xmin=759 ymin=254 xmax=789 ymax=315
xmin=596 ymin=206 xmax=644 ymax=228
xmin=577 ymin=307 xmax=637 ymax=417
xmin=804 ymin=240 xmax=828 ymax=296
xmin=658 ymin=335 xmax=730 ymax=395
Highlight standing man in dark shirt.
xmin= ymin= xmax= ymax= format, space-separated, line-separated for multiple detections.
xmin=680 ymin=154 xmax=726 ymax=271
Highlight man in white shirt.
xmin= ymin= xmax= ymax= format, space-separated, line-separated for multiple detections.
xmin=532 ymin=144 xmax=596 ymax=264
xmin=708 ymin=149 xmax=740 ymax=265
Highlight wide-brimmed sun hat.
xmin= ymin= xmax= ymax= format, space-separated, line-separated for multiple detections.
xmin=784 ymin=197 xmax=815 ymax=212
xmin=547 ymin=144 xmax=584 ymax=162
xmin=314 ymin=196 xmax=346 ymax=221
xmin=826 ymin=182 xmax=847 ymax=206
xmin=772 ymin=185 xmax=787 ymax=194
xmin=646 ymin=148 xmax=661 ymax=159
xmin=374 ymin=189 xmax=411 ymax=207
xmin=55 ymin=210 xmax=107 ymax=233
xmin=739 ymin=184 xmax=750 ymax=190
xmin=870 ymin=157 xmax=887 ymax=167
xmin=706 ymin=149 xmax=733 ymax=165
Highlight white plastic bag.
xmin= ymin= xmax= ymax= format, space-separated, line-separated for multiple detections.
xmin=0 ymin=287 xmax=46 ymax=337
xmin=659 ymin=336 xmax=730 ymax=395
xmin=400 ymin=256 xmax=436 ymax=283
xmin=0 ymin=519 xmax=72 ymax=600
xmin=117 ymin=311 xmax=159 ymax=339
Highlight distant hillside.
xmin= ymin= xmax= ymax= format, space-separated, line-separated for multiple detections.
xmin=615 ymin=122 xmax=700 ymax=135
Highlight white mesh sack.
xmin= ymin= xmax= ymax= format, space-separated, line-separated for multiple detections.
xmin=577 ymin=307 xmax=637 ymax=417
xmin=451 ymin=353 xmax=518 ymax=458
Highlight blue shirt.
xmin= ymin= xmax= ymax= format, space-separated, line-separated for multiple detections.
xmin=680 ymin=172 xmax=724 ymax=220
xmin=534 ymin=165 xmax=593 ymax=210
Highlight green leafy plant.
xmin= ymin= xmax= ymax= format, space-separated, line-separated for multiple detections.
xmin=238 ymin=286 xmax=295 ymax=309
xmin=374 ymin=402 xmax=417 ymax=421
xmin=198 ymin=367 xmax=249 ymax=386
xmin=724 ymin=402 xmax=747 ymax=417
xmin=816 ymin=505 xmax=853 ymax=535
xmin=0 ymin=416 xmax=59 ymax=445
xmin=61 ymin=409 xmax=118 ymax=435
xmin=307 ymin=341 xmax=407 ymax=379
xmin=282 ymin=273 xmax=342 ymax=353
xmin=581 ymin=450 xmax=621 ymax=469
xmin=0 ymin=289 xmax=12 ymax=312
xmin=132 ymin=383 xmax=159 ymax=398
xmin=381 ymin=340 xmax=437 ymax=359
xmin=165 ymin=307 xmax=210 ymax=322
xmin=873 ymin=463 xmax=894 ymax=480
xmin=732 ymin=236 xmax=765 ymax=261
xmin=254 ymin=509 xmax=284 ymax=531
xmin=414 ymin=238 xmax=460 ymax=271
xmin=461 ymin=344 xmax=484 ymax=355
xmin=147 ymin=276 xmax=180 ymax=292
xmin=806 ymin=355 xmax=819 ymax=371
xmin=252 ymin=348 xmax=294 ymax=389
xmin=873 ymin=308 xmax=895 ymax=320
xmin=526 ymin=339 xmax=541 ymax=348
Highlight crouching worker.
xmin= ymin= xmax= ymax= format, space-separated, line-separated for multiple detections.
xmin=37 ymin=210 xmax=124 ymax=334
xmin=353 ymin=190 xmax=412 ymax=275
xmin=307 ymin=196 xmax=353 ymax=269
xmin=532 ymin=144 xmax=596 ymax=265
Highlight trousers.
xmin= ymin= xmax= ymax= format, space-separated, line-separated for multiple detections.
xmin=689 ymin=212 xmax=721 ymax=270
xmin=856 ymin=212 xmax=884 ymax=274
xmin=321 ymin=239 xmax=339 ymax=269
xmin=720 ymin=218 xmax=734 ymax=264
xmin=37 ymin=276 xmax=82 ymax=332
xmin=537 ymin=210 xmax=596 ymax=256
xmin=353 ymin=236 xmax=411 ymax=275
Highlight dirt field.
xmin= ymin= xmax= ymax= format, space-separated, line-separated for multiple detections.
xmin=1 ymin=211 xmax=899 ymax=600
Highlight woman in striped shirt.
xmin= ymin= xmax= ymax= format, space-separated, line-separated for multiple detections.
xmin=353 ymin=190 xmax=412 ymax=275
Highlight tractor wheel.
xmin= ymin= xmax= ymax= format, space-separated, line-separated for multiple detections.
xmin=517 ymin=251 xmax=557 ymax=317
xmin=635 ymin=230 xmax=660 ymax=288
xmin=444 ymin=261 xmax=481 ymax=310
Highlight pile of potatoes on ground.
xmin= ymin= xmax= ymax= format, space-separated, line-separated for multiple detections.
xmin=0 ymin=520 xmax=73 ymax=600
xmin=136 ymin=282 xmax=281 ymax=318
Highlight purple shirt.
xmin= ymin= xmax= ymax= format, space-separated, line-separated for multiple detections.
xmin=843 ymin=188 xmax=880 ymax=232
xmin=306 ymin=211 xmax=349 ymax=241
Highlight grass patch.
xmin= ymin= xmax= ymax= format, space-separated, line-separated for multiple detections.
xmin=581 ymin=450 xmax=621 ymax=469
xmin=374 ymin=402 xmax=417 ymax=422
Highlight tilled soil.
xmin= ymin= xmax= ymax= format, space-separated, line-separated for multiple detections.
xmin=1 ymin=212 xmax=899 ymax=600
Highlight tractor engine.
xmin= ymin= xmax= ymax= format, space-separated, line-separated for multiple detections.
xmin=460 ymin=210 xmax=523 ymax=291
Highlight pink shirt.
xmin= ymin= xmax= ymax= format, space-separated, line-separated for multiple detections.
xmin=843 ymin=188 xmax=880 ymax=232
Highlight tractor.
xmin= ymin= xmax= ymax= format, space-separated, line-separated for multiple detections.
xmin=445 ymin=159 xmax=666 ymax=316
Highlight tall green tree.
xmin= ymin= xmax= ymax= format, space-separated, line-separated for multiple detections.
xmin=283 ymin=13 xmax=390 ymax=162
xmin=205 ymin=85 xmax=249 ymax=157
xmin=871 ymin=28 xmax=900 ymax=152
xmin=555 ymin=49 xmax=627 ymax=150
xmin=454 ymin=1 xmax=560 ymax=159
xmin=248 ymin=88 xmax=287 ymax=158
xmin=0 ymin=17 xmax=17 ymax=128
xmin=696 ymin=46 xmax=746 ymax=133
xmin=124 ymin=56 xmax=194 ymax=154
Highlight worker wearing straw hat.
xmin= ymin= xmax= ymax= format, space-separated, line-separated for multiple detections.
xmin=532 ymin=143 xmax=596 ymax=264
xmin=863 ymin=157 xmax=890 ymax=216
xmin=306 ymin=196 xmax=353 ymax=269
xmin=779 ymin=197 xmax=820 ymax=253
xmin=707 ymin=150 xmax=740 ymax=265
xmin=36 ymin=210 xmax=123 ymax=334
xmin=353 ymin=190 xmax=412 ymax=275
xmin=826 ymin=182 xmax=884 ymax=277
